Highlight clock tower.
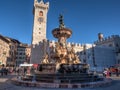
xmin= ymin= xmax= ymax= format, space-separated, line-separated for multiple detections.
xmin=31 ymin=0 xmax=49 ymax=64
xmin=32 ymin=0 xmax=49 ymax=45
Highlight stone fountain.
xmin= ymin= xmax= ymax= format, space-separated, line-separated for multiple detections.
xmin=40 ymin=14 xmax=83 ymax=73
xmin=12 ymin=15 xmax=112 ymax=88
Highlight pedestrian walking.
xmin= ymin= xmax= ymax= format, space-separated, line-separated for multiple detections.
xmin=115 ymin=68 xmax=119 ymax=77
xmin=103 ymin=69 xmax=107 ymax=77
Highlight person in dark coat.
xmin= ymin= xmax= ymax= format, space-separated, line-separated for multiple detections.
xmin=115 ymin=68 xmax=119 ymax=77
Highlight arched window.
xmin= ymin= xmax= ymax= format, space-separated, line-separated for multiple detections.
xmin=39 ymin=11 xmax=43 ymax=16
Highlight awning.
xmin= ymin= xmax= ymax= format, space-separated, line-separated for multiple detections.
xmin=20 ymin=64 xmax=33 ymax=67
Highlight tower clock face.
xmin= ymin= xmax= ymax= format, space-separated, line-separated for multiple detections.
xmin=38 ymin=17 xmax=43 ymax=23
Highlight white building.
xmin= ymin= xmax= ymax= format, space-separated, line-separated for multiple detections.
xmin=93 ymin=46 xmax=116 ymax=71
xmin=79 ymin=44 xmax=93 ymax=67
xmin=79 ymin=44 xmax=116 ymax=71
xmin=94 ymin=34 xmax=120 ymax=64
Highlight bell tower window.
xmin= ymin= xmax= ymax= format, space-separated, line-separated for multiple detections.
xmin=39 ymin=11 xmax=43 ymax=16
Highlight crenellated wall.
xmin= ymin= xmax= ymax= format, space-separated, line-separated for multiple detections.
xmin=47 ymin=40 xmax=93 ymax=54
xmin=94 ymin=35 xmax=120 ymax=45
xmin=94 ymin=35 xmax=120 ymax=46
xmin=34 ymin=0 xmax=49 ymax=9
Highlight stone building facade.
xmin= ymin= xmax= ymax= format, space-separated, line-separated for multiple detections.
xmin=79 ymin=43 xmax=116 ymax=71
xmin=0 ymin=35 xmax=10 ymax=66
xmin=92 ymin=46 xmax=116 ymax=71
xmin=16 ymin=44 xmax=31 ymax=66
xmin=5 ymin=37 xmax=20 ymax=66
xmin=94 ymin=34 xmax=120 ymax=64
xmin=0 ymin=34 xmax=31 ymax=67
xmin=25 ymin=45 xmax=31 ymax=64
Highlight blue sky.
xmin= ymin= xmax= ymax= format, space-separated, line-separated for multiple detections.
xmin=0 ymin=0 xmax=120 ymax=44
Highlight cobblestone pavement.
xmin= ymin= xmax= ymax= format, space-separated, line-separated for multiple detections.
xmin=0 ymin=74 xmax=120 ymax=90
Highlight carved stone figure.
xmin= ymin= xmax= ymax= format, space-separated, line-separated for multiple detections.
xmin=41 ymin=14 xmax=80 ymax=65
xmin=42 ymin=53 xmax=49 ymax=64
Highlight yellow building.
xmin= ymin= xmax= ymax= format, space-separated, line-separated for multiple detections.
xmin=0 ymin=35 xmax=10 ymax=66
xmin=5 ymin=37 xmax=20 ymax=66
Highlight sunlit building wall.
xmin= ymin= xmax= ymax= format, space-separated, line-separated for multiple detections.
xmin=0 ymin=35 xmax=10 ymax=66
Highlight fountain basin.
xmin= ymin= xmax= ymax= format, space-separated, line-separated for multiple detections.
xmin=11 ymin=77 xmax=112 ymax=88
